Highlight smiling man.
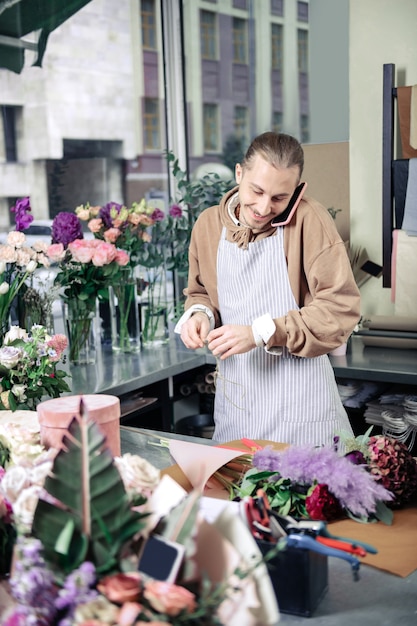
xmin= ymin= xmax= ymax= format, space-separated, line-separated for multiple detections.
xmin=175 ymin=131 xmax=360 ymax=446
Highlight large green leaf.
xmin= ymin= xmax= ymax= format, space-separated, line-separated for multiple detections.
xmin=31 ymin=409 xmax=146 ymax=579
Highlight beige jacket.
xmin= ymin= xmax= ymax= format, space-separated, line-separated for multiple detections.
xmin=184 ymin=186 xmax=361 ymax=357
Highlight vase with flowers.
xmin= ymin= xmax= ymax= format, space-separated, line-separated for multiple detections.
xmin=47 ymin=213 xmax=129 ymax=364
xmin=75 ymin=200 xmax=155 ymax=352
xmin=0 ymin=198 xmax=51 ymax=343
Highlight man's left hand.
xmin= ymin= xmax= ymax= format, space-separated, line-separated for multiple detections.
xmin=206 ymin=324 xmax=256 ymax=359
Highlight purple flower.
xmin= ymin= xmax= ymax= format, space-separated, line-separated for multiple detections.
xmin=10 ymin=197 xmax=33 ymax=231
xmin=51 ymin=212 xmax=84 ymax=247
xmin=169 ymin=204 xmax=183 ymax=218
xmin=345 ymin=450 xmax=366 ymax=465
xmin=151 ymin=208 xmax=165 ymax=222
xmin=99 ymin=201 xmax=123 ymax=228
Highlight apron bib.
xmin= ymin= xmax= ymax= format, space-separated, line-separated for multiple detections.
xmin=213 ymin=226 xmax=352 ymax=446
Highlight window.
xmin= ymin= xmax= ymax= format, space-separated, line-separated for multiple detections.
xmin=141 ymin=0 xmax=157 ymax=50
xmin=233 ymin=17 xmax=247 ymax=63
xmin=201 ymin=10 xmax=217 ymax=60
xmin=271 ymin=23 xmax=283 ymax=71
xmin=297 ymin=1 xmax=309 ymax=23
xmin=270 ymin=0 xmax=284 ymax=16
xmin=203 ymin=104 xmax=219 ymax=151
xmin=1 ymin=106 xmax=17 ymax=162
xmin=297 ymin=29 xmax=308 ymax=73
xmin=272 ymin=111 xmax=283 ymax=133
xmin=144 ymin=98 xmax=160 ymax=149
xmin=234 ymin=106 xmax=248 ymax=144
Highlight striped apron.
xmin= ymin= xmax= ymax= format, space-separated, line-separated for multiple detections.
xmin=212 ymin=226 xmax=353 ymax=446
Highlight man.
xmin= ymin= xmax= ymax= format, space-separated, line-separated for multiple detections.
xmin=175 ymin=132 xmax=360 ymax=445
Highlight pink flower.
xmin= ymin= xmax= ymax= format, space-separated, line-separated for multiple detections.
xmin=97 ymin=572 xmax=142 ymax=604
xmin=88 ymin=218 xmax=103 ymax=233
xmin=47 ymin=243 xmax=65 ymax=262
xmin=47 ymin=334 xmax=68 ymax=359
xmin=115 ymin=250 xmax=130 ymax=266
xmin=143 ymin=580 xmax=197 ymax=617
xmin=104 ymin=227 xmax=122 ymax=244
xmin=68 ymin=239 xmax=94 ymax=263
xmin=117 ymin=602 xmax=143 ymax=626
xmin=91 ymin=242 xmax=117 ymax=266
xmin=169 ymin=204 xmax=182 ymax=218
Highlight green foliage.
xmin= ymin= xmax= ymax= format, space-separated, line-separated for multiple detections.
xmin=221 ymin=133 xmax=246 ymax=171
xmin=166 ymin=150 xmax=234 ymax=278
xmin=235 ymin=467 xmax=308 ymax=519
xmin=31 ymin=412 xmax=147 ymax=580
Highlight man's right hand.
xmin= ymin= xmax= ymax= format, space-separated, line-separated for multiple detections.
xmin=180 ymin=312 xmax=211 ymax=349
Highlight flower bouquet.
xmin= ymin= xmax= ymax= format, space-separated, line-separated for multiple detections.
xmin=0 ymin=325 xmax=70 ymax=411
xmin=47 ymin=225 xmax=129 ymax=363
xmin=0 ymin=198 xmax=51 ymax=343
xmin=0 ymin=405 xmax=279 ymax=626
xmin=224 ymin=430 xmax=417 ymax=525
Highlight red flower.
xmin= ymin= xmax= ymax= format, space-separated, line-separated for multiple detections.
xmin=306 ymin=483 xmax=344 ymax=521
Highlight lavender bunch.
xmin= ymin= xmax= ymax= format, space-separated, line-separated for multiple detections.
xmin=5 ymin=537 xmax=58 ymax=625
xmin=55 ymin=562 xmax=99 ymax=626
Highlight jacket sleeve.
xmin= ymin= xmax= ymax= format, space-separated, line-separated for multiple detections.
xmin=268 ymin=209 xmax=361 ymax=358
xmin=182 ymin=209 xmax=222 ymax=327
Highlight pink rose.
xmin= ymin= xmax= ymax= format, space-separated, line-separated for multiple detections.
xmin=70 ymin=244 xmax=94 ymax=263
xmin=92 ymin=242 xmax=117 ymax=266
xmin=47 ymin=243 xmax=65 ymax=262
xmin=88 ymin=218 xmax=103 ymax=233
xmin=115 ymin=250 xmax=129 ymax=266
xmin=143 ymin=581 xmax=197 ymax=617
xmin=104 ymin=227 xmax=121 ymax=243
xmin=97 ymin=572 xmax=142 ymax=604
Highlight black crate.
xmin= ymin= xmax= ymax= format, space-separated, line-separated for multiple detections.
xmin=257 ymin=540 xmax=329 ymax=617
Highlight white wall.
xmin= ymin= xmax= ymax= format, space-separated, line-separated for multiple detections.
xmin=349 ymin=0 xmax=417 ymax=316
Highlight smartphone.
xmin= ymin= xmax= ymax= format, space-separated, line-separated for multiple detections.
xmin=138 ymin=535 xmax=185 ymax=583
xmin=271 ymin=181 xmax=307 ymax=226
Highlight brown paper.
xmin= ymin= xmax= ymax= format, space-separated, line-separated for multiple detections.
xmin=397 ymin=86 xmax=417 ymax=159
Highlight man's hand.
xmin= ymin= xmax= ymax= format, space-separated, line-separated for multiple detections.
xmin=206 ymin=324 xmax=256 ymax=359
xmin=180 ymin=312 xmax=211 ymax=349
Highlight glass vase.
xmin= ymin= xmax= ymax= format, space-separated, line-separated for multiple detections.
xmin=140 ymin=265 xmax=169 ymax=347
xmin=109 ymin=267 xmax=141 ymax=353
xmin=62 ymin=300 xmax=98 ymax=365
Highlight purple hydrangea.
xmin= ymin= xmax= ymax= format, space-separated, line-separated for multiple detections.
xmin=151 ymin=208 xmax=165 ymax=221
xmin=169 ymin=204 xmax=183 ymax=218
xmin=99 ymin=201 xmax=123 ymax=228
xmin=10 ymin=197 xmax=33 ymax=231
xmin=51 ymin=212 xmax=84 ymax=247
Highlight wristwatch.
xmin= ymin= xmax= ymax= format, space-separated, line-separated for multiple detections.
xmin=252 ymin=314 xmax=276 ymax=347
xmin=190 ymin=305 xmax=215 ymax=324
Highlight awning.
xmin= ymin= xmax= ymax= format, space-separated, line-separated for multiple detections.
xmin=0 ymin=0 xmax=93 ymax=73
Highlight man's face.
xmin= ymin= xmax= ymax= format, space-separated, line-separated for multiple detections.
xmin=235 ymin=155 xmax=300 ymax=231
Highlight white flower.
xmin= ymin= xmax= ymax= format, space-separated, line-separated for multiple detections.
xmin=13 ymin=484 xmax=42 ymax=529
xmin=114 ymin=453 xmax=160 ymax=496
xmin=11 ymin=383 xmax=27 ymax=402
xmin=0 ymin=261 xmax=5 ymax=274
xmin=6 ymin=231 xmax=26 ymax=248
xmin=0 ymin=346 xmax=22 ymax=368
xmin=4 ymin=326 xmax=28 ymax=344
xmin=0 ymin=281 xmax=9 ymax=295
xmin=1 ymin=465 xmax=30 ymax=502
xmin=26 ymin=259 xmax=38 ymax=273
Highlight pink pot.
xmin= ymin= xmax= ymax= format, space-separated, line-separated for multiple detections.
xmin=37 ymin=394 xmax=121 ymax=457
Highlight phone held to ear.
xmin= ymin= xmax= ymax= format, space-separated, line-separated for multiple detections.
xmin=271 ymin=181 xmax=307 ymax=226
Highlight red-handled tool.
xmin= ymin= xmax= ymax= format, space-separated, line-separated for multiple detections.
xmin=316 ymin=536 xmax=367 ymax=557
